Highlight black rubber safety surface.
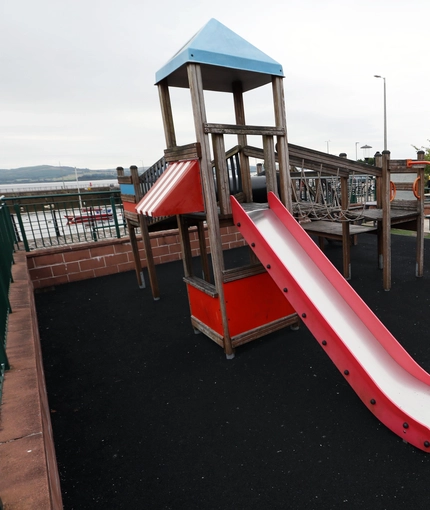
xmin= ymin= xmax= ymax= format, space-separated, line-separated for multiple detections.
xmin=36 ymin=234 xmax=430 ymax=509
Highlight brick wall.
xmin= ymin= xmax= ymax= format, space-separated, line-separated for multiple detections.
xmin=28 ymin=226 xmax=245 ymax=289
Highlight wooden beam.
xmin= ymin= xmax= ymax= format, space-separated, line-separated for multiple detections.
xmin=164 ymin=143 xmax=201 ymax=162
xmin=204 ymin=123 xmax=285 ymax=136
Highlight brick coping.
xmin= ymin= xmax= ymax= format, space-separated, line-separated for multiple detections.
xmin=0 ymin=251 xmax=63 ymax=509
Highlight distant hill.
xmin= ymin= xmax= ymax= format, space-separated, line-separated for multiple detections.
xmin=0 ymin=165 xmax=119 ymax=184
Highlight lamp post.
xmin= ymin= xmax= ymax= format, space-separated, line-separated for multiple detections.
xmin=374 ymin=75 xmax=387 ymax=151
xmin=361 ymin=144 xmax=372 ymax=160
xmin=326 ymin=140 xmax=330 ymax=153
xmin=355 ymin=141 xmax=359 ymax=160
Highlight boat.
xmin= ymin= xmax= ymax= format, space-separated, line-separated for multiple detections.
xmin=65 ymin=207 xmax=113 ymax=224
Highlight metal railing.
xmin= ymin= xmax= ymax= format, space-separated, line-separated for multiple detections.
xmin=0 ymin=196 xmax=15 ymax=399
xmin=3 ymin=190 xmax=125 ymax=251
xmin=291 ymin=174 xmax=377 ymax=206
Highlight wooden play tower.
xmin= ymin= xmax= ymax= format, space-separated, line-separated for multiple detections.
xmin=136 ymin=19 xmax=298 ymax=357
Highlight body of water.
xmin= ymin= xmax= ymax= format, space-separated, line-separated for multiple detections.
xmin=0 ymin=179 xmax=119 ymax=194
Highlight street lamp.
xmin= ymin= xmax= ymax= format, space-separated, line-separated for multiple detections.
xmin=355 ymin=141 xmax=359 ymax=160
xmin=326 ymin=140 xmax=330 ymax=153
xmin=374 ymin=75 xmax=387 ymax=151
xmin=361 ymin=144 xmax=372 ymax=160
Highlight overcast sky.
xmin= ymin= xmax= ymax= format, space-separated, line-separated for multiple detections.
xmin=1 ymin=0 xmax=429 ymax=170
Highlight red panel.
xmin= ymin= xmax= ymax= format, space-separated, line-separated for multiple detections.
xmin=187 ymin=284 xmax=223 ymax=335
xmin=224 ymin=273 xmax=295 ymax=337
xmin=123 ymin=201 xmax=137 ymax=213
xmin=136 ymin=160 xmax=204 ymax=217
xmin=186 ymin=274 xmax=296 ymax=339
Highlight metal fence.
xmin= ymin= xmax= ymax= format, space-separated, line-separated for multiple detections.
xmin=4 ymin=190 xmax=126 ymax=251
xmin=0 ymin=196 xmax=15 ymax=399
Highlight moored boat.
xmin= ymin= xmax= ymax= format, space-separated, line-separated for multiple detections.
xmin=65 ymin=207 xmax=113 ymax=224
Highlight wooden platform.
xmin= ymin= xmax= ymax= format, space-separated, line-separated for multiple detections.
xmin=302 ymin=220 xmax=377 ymax=239
xmin=301 ymin=219 xmax=377 ymax=280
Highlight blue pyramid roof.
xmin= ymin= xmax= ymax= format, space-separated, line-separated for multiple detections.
xmin=155 ymin=19 xmax=284 ymax=93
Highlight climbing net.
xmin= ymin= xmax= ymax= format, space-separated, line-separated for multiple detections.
xmin=291 ymin=163 xmax=375 ymax=223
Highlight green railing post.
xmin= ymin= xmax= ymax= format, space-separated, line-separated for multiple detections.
xmin=110 ymin=196 xmax=121 ymax=238
xmin=0 ymin=197 xmax=13 ymax=400
xmin=13 ymin=204 xmax=30 ymax=252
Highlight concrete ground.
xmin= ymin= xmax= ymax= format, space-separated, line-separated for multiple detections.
xmin=36 ymin=233 xmax=430 ymax=510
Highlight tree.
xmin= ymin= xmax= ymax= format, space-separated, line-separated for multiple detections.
xmin=412 ymin=140 xmax=430 ymax=160
xmin=411 ymin=140 xmax=430 ymax=180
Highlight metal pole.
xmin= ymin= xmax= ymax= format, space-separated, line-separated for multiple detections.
xmin=374 ymin=75 xmax=387 ymax=151
xmin=383 ymin=77 xmax=387 ymax=151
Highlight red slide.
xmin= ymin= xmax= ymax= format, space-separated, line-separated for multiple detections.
xmin=231 ymin=192 xmax=430 ymax=452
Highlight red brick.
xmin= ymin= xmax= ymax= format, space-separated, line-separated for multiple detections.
xmin=226 ymin=240 xmax=246 ymax=250
xmin=114 ymin=243 xmax=133 ymax=254
xmin=68 ymin=270 xmax=95 ymax=282
xmin=168 ymin=243 xmax=182 ymax=254
xmin=190 ymin=239 xmax=201 ymax=251
xmin=220 ymin=233 xmax=238 ymax=244
xmin=153 ymin=245 xmax=170 ymax=257
xmin=29 ymin=267 xmax=53 ymax=280
xmin=26 ymin=256 xmax=36 ymax=269
xmin=51 ymin=262 xmax=80 ymax=276
xmin=94 ymin=266 xmax=119 ymax=278
xmin=33 ymin=253 xmax=63 ymax=267
xmin=89 ymin=245 xmax=115 ymax=258
xmin=79 ymin=258 xmax=106 ymax=272
xmin=117 ymin=261 xmax=136 ymax=272
xmin=158 ymin=253 xmax=181 ymax=264
xmin=104 ymin=253 xmax=129 ymax=267
xmin=50 ymin=275 xmax=70 ymax=287
xmin=63 ymin=249 xmax=91 ymax=262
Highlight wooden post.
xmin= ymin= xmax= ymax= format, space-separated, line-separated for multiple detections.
xmin=127 ymin=219 xmax=145 ymax=289
xmin=263 ymin=135 xmax=278 ymax=196
xmin=177 ymin=215 xmax=193 ymax=278
xmin=381 ymin=150 xmax=391 ymax=290
xmin=197 ymin=221 xmax=211 ymax=283
xmin=187 ymin=62 xmax=234 ymax=358
xmin=272 ymin=76 xmax=292 ymax=212
xmin=118 ymin=166 xmax=145 ymax=289
xmin=416 ymin=150 xmax=425 ymax=277
xmin=374 ymin=152 xmax=383 ymax=269
xmin=131 ymin=165 xmax=160 ymax=300
xmin=212 ymin=133 xmax=231 ymax=215
xmin=158 ymin=79 xmax=177 ymax=148
xmin=233 ymin=81 xmax=252 ymax=202
xmin=341 ymin=176 xmax=351 ymax=279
